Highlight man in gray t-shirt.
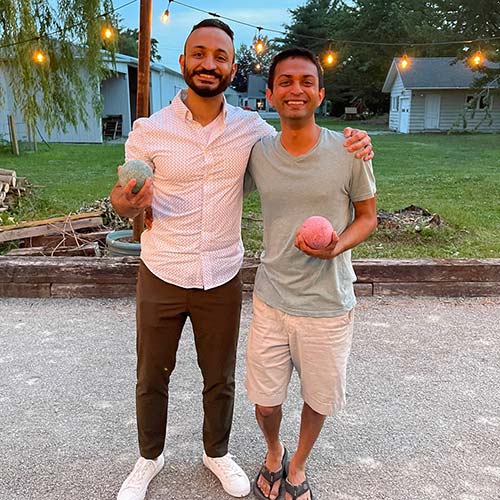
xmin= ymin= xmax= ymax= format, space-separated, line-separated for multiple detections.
xmin=245 ymin=48 xmax=377 ymax=500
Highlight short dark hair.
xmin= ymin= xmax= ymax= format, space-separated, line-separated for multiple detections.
xmin=267 ymin=47 xmax=324 ymax=91
xmin=190 ymin=18 xmax=234 ymax=41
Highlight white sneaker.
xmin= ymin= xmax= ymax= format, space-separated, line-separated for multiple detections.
xmin=203 ymin=452 xmax=251 ymax=497
xmin=117 ymin=455 xmax=164 ymax=500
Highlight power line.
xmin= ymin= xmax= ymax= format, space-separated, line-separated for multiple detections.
xmin=1 ymin=0 xmax=499 ymax=54
xmin=170 ymin=0 xmax=500 ymax=48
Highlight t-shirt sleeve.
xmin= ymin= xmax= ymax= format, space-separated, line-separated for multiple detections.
xmin=124 ymin=119 xmax=155 ymax=170
xmin=349 ymin=158 xmax=376 ymax=202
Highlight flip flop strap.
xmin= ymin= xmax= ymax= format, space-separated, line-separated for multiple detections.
xmin=285 ymin=478 xmax=311 ymax=499
xmin=259 ymin=463 xmax=284 ymax=485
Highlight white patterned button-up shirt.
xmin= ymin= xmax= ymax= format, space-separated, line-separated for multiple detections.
xmin=125 ymin=90 xmax=275 ymax=290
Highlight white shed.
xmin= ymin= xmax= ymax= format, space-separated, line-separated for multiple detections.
xmin=0 ymin=53 xmax=186 ymax=144
xmin=101 ymin=53 xmax=185 ymax=139
xmin=382 ymin=57 xmax=500 ymax=133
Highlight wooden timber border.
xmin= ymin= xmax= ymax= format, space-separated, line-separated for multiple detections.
xmin=0 ymin=257 xmax=499 ymax=299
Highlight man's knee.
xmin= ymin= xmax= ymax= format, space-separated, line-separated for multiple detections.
xmin=256 ymin=404 xmax=281 ymax=419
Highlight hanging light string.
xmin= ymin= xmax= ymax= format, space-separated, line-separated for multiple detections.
xmin=0 ymin=0 xmax=139 ymax=51
xmin=169 ymin=0 xmax=499 ymax=48
xmin=1 ymin=0 xmax=498 ymax=57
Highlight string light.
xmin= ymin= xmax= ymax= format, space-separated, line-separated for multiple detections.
xmin=161 ymin=0 xmax=172 ymax=24
xmin=254 ymin=62 xmax=261 ymax=73
xmin=323 ymin=42 xmax=336 ymax=67
xmin=399 ymin=54 xmax=410 ymax=70
xmin=101 ymin=25 xmax=115 ymax=41
xmin=3 ymin=0 xmax=499 ymax=73
xmin=253 ymin=27 xmax=265 ymax=55
xmin=32 ymin=49 xmax=47 ymax=64
xmin=470 ymin=50 xmax=483 ymax=67
xmin=164 ymin=1 xmax=499 ymax=49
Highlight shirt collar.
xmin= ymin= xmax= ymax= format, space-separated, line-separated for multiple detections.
xmin=172 ymin=89 xmax=228 ymax=124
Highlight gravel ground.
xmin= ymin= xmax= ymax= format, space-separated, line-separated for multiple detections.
xmin=1 ymin=295 xmax=499 ymax=500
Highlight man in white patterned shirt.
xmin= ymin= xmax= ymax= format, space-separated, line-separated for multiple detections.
xmin=110 ymin=19 xmax=373 ymax=500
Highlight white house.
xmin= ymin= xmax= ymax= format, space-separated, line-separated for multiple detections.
xmin=244 ymin=74 xmax=270 ymax=111
xmin=382 ymin=57 xmax=500 ymax=133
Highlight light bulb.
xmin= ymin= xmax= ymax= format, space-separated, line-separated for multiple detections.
xmin=254 ymin=39 xmax=264 ymax=54
xmin=33 ymin=50 xmax=46 ymax=64
xmin=101 ymin=26 xmax=115 ymax=41
xmin=399 ymin=55 xmax=410 ymax=70
xmin=324 ymin=51 xmax=336 ymax=66
xmin=161 ymin=9 xmax=170 ymax=24
xmin=471 ymin=51 xmax=483 ymax=66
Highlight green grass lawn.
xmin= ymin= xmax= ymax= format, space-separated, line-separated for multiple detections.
xmin=0 ymin=143 xmax=123 ymax=219
xmin=1 ymin=129 xmax=499 ymax=258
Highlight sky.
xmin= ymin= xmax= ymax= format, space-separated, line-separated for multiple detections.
xmin=113 ymin=0 xmax=297 ymax=70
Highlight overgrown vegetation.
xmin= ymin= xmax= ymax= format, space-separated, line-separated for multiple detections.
xmin=0 ymin=0 xmax=116 ymax=133
xmin=1 ymin=128 xmax=499 ymax=258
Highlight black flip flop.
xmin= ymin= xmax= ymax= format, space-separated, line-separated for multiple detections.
xmin=253 ymin=447 xmax=289 ymax=500
xmin=284 ymin=477 xmax=314 ymax=500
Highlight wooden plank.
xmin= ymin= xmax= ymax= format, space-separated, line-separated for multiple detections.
xmin=0 ymin=282 xmax=51 ymax=298
xmin=0 ymin=256 xmax=140 ymax=284
xmin=373 ymin=282 xmax=500 ymax=297
xmin=354 ymin=283 xmax=373 ymax=296
xmin=0 ymin=257 xmax=499 ymax=298
xmin=354 ymin=258 xmax=500 ymax=283
xmin=51 ymin=283 xmax=136 ymax=298
xmin=0 ymin=216 xmax=103 ymax=243
xmin=0 ymin=211 xmax=103 ymax=232
xmin=6 ymin=243 xmax=99 ymax=257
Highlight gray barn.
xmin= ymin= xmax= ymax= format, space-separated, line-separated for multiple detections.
xmin=382 ymin=57 xmax=500 ymax=133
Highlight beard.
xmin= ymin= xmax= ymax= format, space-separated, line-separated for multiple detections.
xmin=183 ymin=67 xmax=232 ymax=97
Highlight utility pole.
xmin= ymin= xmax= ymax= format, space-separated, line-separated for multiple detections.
xmin=132 ymin=0 xmax=152 ymax=242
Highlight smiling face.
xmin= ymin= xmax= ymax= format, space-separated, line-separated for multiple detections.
xmin=180 ymin=26 xmax=237 ymax=98
xmin=266 ymin=56 xmax=325 ymax=123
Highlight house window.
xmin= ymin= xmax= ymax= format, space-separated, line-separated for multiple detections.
xmin=391 ymin=96 xmax=399 ymax=111
xmin=466 ymin=94 xmax=491 ymax=110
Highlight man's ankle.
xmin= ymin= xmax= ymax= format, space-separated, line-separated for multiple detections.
xmin=288 ymin=456 xmax=306 ymax=477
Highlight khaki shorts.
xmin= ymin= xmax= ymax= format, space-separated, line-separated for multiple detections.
xmin=245 ymin=294 xmax=354 ymax=416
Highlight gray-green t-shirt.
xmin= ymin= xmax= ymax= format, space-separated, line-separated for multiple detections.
xmin=245 ymin=127 xmax=376 ymax=317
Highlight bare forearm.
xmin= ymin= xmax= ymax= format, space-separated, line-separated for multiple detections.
xmin=334 ymin=214 xmax=377 ymax=256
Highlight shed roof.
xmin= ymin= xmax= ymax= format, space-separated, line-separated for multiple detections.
xmin=103 ymin=52 xmax=183 ymax=77
xmin=382 ymin=57 xmax=499 ymax=92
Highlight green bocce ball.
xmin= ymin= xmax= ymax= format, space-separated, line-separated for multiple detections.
xmin=119 ymin=160 xmax=153 ymax=193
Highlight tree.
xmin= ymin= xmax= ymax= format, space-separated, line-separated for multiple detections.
xmin=281 ymin=0 xmax=344 ymax=54
xmin=232 ymin=36 xmax=278 ymax=93
xmin=436 ymin=0 xmax=500 ymax=128
xmin=0 ymin=0 xmax=116 ymax=135
xmin=117 ymin=26 xmax=161 ymax=63
xmin=282 ymin=0 xmax=465 ymax=113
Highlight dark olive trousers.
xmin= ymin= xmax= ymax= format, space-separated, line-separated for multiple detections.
xmin=135 ymin=261 xmax=242 ymax=459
